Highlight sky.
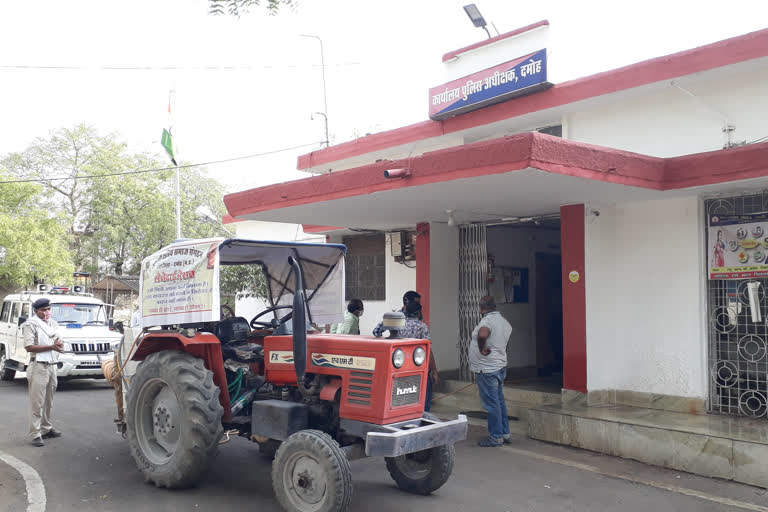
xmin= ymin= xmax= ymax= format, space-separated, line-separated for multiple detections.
xmin=1 ymin=0 xmax=767 ymax=194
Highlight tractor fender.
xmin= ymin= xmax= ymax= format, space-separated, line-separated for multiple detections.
xmin=319 ymin=377 xmax=342 ymax=401
xmin=132 ymin=332 xmax=232 ymax=421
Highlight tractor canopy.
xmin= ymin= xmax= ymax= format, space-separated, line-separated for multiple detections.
xmin=139 ymin=237 xmax=346 ymax=329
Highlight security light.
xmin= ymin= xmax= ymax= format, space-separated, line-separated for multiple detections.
xmin=463 ymin=4 xmax=486 ymax=28
xmin=463 ymin=4 xmax=492 ymax=39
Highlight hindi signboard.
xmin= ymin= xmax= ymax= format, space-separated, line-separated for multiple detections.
xmin=709 ymin=214 xmax=768 ymax=279
xmin=140 ymin=238 xmax=222 ymax=327
xmin=429 ymin=48 xmax=550 ymax=120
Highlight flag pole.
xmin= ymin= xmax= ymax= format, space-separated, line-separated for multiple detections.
xmin=168 ymin=88 xmax=181 ymax=239
xmin=175 ymin=165 xmax=181 ymax=239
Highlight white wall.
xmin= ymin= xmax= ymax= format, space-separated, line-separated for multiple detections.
xmin=232 ymin=220 xmax=326 ymax=320
xmin=328 ymin=233 xmax=416 ymax=336
xmin=567 ymin=67 xmax=768 ymax=158
xmin=233 ymin=220 xmax=325 ymax=243
xmin=443 ymin=25 xmax=552 ymax=82
xmin=486 ymin=226 xmax=561 ymax=369
xmin=429 ymin=222 xmax=460 ymax=371
xmin=584 ymin=197 xmax=707 ymax=398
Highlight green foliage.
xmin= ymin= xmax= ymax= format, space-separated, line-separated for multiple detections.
xmin=2 ymin=125 xmax=134 ymax=271
xmin=208 ymin=0 xmax=294 ymax=17
xmin=220 ymin=264 xmax=268 ymax=301
xmin=1 ymin=125 xmax=231 ymax=281
xmin=1 ymin=124 xmax=269 ymax=305
xmin=0 ymin=174 xmax=73 ymax=288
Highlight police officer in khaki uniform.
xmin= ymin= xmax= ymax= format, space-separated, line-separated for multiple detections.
xmin=23 ymin=298 xmax=64 ymax=447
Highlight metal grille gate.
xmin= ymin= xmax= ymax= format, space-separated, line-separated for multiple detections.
xmin=707 ymin=194 xmax=768 ymax=418
xmin=457 ymin=224 xmax=488 ymax=381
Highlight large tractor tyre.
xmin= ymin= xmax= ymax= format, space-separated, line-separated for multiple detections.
xmin=272 ymin=429 xmax=353 ymax=512
xmin=126 ymin=350 xmax=224 ymax=488
xmin=0 ymin=349 xmax=15 ymax=381
xmin=384 ymin=413 xmax=455 ymax=495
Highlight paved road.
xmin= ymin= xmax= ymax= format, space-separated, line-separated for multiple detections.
xmin=2 ymin=375 xmax=768 ymax=512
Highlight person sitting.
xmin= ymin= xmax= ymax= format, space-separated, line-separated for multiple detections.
xmin=330 ymin=299 xmax=364 ymax=335
xmin=372 ymin=290 xmax=420 ymax=337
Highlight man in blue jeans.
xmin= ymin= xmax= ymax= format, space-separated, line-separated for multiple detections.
xmin=470 ymin=296 xmax=513 ymax=447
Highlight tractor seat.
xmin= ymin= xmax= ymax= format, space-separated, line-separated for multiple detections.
xmin=214 ymin=316 xmax=251 ymax=343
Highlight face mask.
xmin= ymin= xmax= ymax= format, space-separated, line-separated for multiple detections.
xmin=355 ymin=310 xmax=364 ymax=317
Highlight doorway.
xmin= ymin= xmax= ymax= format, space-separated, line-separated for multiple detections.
xmin=535 ymin=252 xmax=563 ymax=377
xmin=456 ymin=220 xmax=563 ymax=387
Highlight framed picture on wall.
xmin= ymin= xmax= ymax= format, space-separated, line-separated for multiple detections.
xmin=490 ymin=267 xmax=529 ymax=304
xmin=504 ymin=267 xmax=529 ymax=303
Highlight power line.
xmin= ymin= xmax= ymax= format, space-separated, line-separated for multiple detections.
xmin=0 ymin=141 xmax=324 ymax=184
xmin=0 ymin=63 xmax=360 ymax=71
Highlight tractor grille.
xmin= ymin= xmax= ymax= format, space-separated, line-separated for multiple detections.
xmin=70 ymin=342 xmax=111 ymax=354
xmin=347 ymin=371 xmax=372 ymax=406
xmin=391 ymin=374 xmax=421 ymax=408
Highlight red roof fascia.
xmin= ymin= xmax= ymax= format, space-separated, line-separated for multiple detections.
xmin=664 ymin=142 xmax=768 ymax=189
xmin=227 ymin=133 xmax=662 ymax=217
xmin=226 ymin=134 xmax=768 ymax=220
xmin=442 ymin=20 xmax=550 ymax=62
xmin=297 ymin=28 xmax=768 ymax=171
xmin=222 ymin=214 xmax=245 ymax=224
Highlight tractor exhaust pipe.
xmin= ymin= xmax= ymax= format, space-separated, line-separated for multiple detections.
xmin=288 ymin=256 xmax=307 ymax=383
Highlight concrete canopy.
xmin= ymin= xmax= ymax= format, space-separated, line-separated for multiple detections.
xmin=224 ymin=133 xmax=768 ymax=231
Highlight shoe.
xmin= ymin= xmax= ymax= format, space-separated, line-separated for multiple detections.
xmin=30 ymin=437 xmax=44 ymax=447
xmin=478 ymin=437 xmax=503 ymax=447
xmin=42 ymin=429 xmax=62 ymax=439
xmin=502 ymin=436 xmax=511 ymax=444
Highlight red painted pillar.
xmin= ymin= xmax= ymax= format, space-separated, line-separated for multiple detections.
xmin=560 ymin=205 xmax=587 ymax=393
xmin=415 ymin=223 xmax=430 ymax=324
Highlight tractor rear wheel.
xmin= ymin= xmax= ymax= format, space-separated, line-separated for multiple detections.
xmin=384 ymin=413 xmax=455 ymax=495
xmin=272 ymin=429 xmax=352 ymax=512
xmin=0 ymin=349 xmax=15 ymax=381
xmin=126 ymin=350 xmax=223 ymax=488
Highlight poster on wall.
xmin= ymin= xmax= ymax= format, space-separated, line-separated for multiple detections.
xmin=489 ymin=267 xmax=529 ymax=303
xmin=139 ymin=238 xmax=222 ymax=327
xmin=709 ymin=213 xmax=768 ymax=279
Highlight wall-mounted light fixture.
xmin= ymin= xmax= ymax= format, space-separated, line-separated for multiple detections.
xmin=463 ymin=4 xmax=492 ymax=39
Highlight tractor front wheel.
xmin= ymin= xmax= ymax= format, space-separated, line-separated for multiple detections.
xmin=384 ymin=413 xmax=455 ymax=495
xmin=0 ymin=349 xmax=16 ymax=381
xmin=272 ymin=430 xmax=352 ymax=512
xmin=126 ymin=350 xmax=224 ymax=488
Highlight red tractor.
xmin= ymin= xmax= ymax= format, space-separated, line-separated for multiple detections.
xmin=120 ymin=238 xmax=467 ymax=512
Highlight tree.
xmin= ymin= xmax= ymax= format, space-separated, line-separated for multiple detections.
xmin=0 ymin=175 xmax=73 ymax=289
xmin=1 ymin=125 xmax=230 ymax=278
xmin=87 ymin=161 xmax=229 ymax=276
xmin=208 ymin=0 xmax=293 ymax=17
xmin=1 ymin=125 xmax=135 ymax=271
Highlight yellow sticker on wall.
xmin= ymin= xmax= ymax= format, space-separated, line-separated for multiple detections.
xmin=742 ymin=239 xmax=759 ymax=249
xmin=569 ymin=271 xmax=580 ymax=283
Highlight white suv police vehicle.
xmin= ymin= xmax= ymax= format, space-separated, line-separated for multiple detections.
xmin=0 ymin=285 xmax=122 ymax=380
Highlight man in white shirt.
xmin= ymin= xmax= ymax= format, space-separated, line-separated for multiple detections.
xmin=23 ymin=298 xmax=64 ymax=447
xmin=469 ymin=296 xmax=513 ymax=447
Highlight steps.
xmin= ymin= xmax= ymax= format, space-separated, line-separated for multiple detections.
xmin=528 ymin=403 xmax=768 ymax=489
xmin=430 ymin=379 xmax=561 ymax=434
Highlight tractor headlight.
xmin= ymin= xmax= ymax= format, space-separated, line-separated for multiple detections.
xmin=392 ymin=348 xmax=405 ymax=368
xmin=413 ymin=347 xmax=426 ymax=366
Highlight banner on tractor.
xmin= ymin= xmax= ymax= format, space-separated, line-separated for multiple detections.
xmin=140 ymin=238 xmax=223 ymax=327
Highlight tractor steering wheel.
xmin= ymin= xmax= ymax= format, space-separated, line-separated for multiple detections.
xmin=250 ymin=305 xmax=294 ymax=329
